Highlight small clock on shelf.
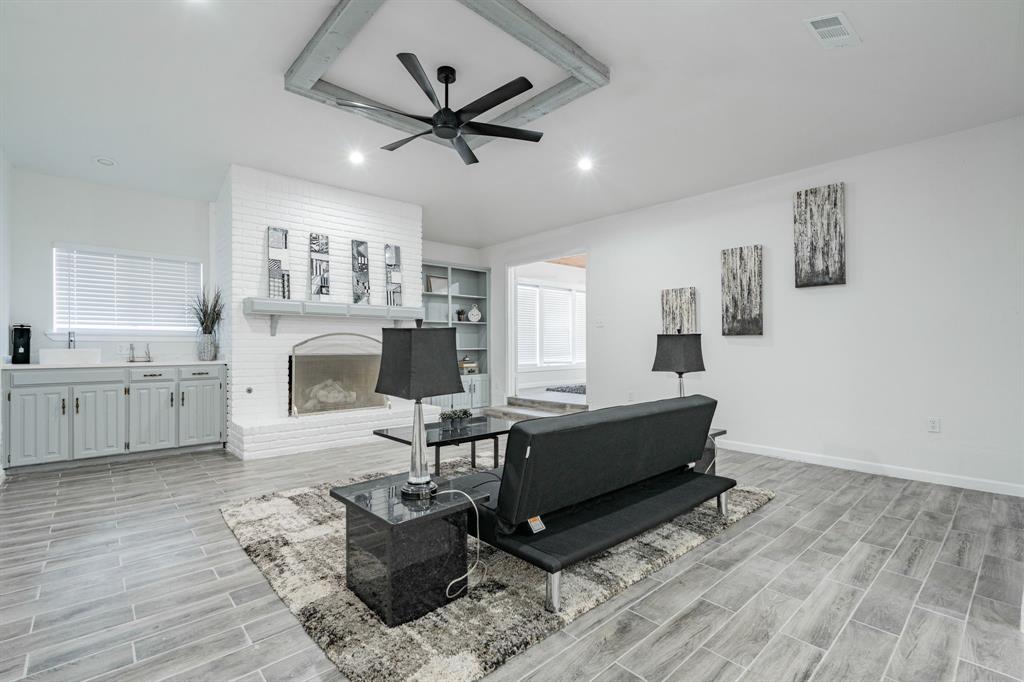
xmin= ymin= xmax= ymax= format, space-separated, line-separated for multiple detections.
xmin=467 ymin=304 xmax=482 ymax=322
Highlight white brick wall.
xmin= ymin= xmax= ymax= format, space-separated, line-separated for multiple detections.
xmin=216 ymin=165 xmax=429 ymax=459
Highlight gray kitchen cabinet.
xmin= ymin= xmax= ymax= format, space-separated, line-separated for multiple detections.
xmin=8 ymin=386 xmax=71 ymax=465
xmin=129 ymin=380 xmax=177 ymax=452
xmin=72 ymin=383 xmax=127 ymax=459
xmin=3 ymin=363 xmax=226 ymax=469
xmin=179 ymin=378 xmax=222 ymax=447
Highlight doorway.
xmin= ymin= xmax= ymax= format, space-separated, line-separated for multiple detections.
xmin=510 ymin=254 xmax=587 ymax=407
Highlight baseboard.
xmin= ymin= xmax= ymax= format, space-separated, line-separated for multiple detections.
xmin=718 ymin=439 xmax=1024 ymax=498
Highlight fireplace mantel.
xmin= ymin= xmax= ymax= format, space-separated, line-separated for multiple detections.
xmin=242 ymin=298 xmax=425 ymax=336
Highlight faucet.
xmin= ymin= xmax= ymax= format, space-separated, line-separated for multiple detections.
xmin=67 ymin=331 xmax=75 ymax=349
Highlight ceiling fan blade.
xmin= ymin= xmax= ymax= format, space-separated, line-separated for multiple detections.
xmin=397 ymin=53 xmax=441 ymax=110
xmin=456 ymin=76 xmax=533 ymax=123
xmin=332 ymin=97 xmax=432 ymax=125
xmin=451 ymin=136 xmax=479 ymax=165
xmin=380 ymin=130 xmax=432 ymax=151
xmin=461 ymin=121 xmax=542 ymax=142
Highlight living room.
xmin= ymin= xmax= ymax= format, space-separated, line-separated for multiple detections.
xmin=1 ymin=1 xmax=1022 ymax=681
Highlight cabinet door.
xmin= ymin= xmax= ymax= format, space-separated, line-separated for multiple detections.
xmin=9 ymin=387 xmax=71 ymax=465
xmin=475 ymin=375 xmax=490 ymax=408
xmin=72 ymin=383 xmax=127 ymax=459
xmin=129 ymin=381 xmax=177 ymax=452
xmin=179 ymin=379 xmax=222 ymax=447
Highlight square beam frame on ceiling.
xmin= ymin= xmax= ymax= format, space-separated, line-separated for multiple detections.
xmin=284 ymin=0 xmax=610 ymax=149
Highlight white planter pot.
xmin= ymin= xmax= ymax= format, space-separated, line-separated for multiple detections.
xmin=197 ymin=334 xmax=217 ymax=361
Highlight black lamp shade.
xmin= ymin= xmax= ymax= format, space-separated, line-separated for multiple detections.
xmin=375 ymin=327 xmax=465 ymax=399
xmin=652 ymin=333 xmax=705 ymax=375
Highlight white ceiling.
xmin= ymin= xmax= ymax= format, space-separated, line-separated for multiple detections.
xmin=2 ymin=0 xmax=1022 ymax=248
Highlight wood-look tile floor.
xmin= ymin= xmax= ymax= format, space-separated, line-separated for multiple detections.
xmin=1 ymin=444 xmax=1021 ymax=682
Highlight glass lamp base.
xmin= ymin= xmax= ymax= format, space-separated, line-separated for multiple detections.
xmin=401 ymin=479 xmax=438 ymax=500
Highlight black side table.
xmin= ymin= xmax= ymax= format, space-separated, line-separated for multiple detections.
xmin=373 ymin=416 xmax=517 ymax=476
xmin=330 ymin=472 xmax=490 ymax=627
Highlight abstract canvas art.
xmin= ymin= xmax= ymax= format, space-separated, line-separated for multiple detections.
xmin=794 ymin=182 xmax=846 ymax=287
xmin=384 ymin=244 xmax=402 ymax=307
xmin=309 ymin=233 xmax=330 ymax=299
xmin=721 ymin=245 xmax=763 ymax=336
xmin=661 ymin=287 xmax=698 ymax=333
xmin=267 ymin=227 xmax=291 ymax=299
xmin=351 ymin=240 xmax=370 ymax=305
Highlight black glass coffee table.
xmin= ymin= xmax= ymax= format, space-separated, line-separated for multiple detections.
xmin=373 ymin=416 xmax=517 ymax=476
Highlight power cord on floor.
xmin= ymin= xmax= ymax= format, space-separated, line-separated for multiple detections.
xmin=434 ymin=489 xmax=488 ymax=598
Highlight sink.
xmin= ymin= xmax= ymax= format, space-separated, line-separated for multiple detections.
xmin=38 ymin=348 xmax=103 ymax=365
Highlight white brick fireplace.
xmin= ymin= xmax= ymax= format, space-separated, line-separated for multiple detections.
xmin=212 ymin=165 xmax=436 ymax=459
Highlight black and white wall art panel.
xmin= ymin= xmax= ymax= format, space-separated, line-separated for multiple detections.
xmin=351 ymin=240 xmax=370 ymax=305
xmin=793 ymin=182 xmax=846 ymax=287
xmin=721 ymin=244 xmax=763 ymax=336
xmin=661 ymin=287 xmax=698 ymax=333
xmin=384 ymin=244 xmax=402 ymax=307
xmin=267 ymin=226 xmax=291 ymax=299
xmin=309 ymin=233 xmax=330 ymax=298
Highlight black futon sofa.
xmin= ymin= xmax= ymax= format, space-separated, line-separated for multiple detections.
xmin=459 ymin=395 xmax=736 ymax=612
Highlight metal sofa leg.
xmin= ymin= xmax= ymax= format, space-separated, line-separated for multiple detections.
xmin=545 ymin=571 xmax=561 ymax=613
xmin=717 ymin=492 xmax=729 ymax=516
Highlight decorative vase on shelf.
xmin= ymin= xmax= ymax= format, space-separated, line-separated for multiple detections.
xmin=467 ymin=304 xmax=482 ymax=322
xmin=197 ymin=334 xmax=217 ymax=361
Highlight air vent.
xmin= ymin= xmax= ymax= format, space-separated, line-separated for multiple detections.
xmin=805 ymin=12 xmax=861 ymax=48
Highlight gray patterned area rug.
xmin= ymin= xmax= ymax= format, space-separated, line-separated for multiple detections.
xmin=220 ymin=459 xmax=774 ymax=682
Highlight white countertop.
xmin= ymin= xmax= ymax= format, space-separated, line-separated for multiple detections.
xmin=2 ymin=360 xmax=227 ymax=371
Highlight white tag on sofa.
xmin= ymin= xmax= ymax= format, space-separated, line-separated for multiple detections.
xmin=528 ymin=516 xmax=546 ymax=533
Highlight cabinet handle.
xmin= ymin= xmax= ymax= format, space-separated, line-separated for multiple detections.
xmin=181 ymin=391 xmax=185 ymax=407
xmin=191 ymin=371 xmax=209 ymax=376
xmin=143 ymin=373 xmax=161 ymax=378
xmin=75 ymin=397 xmax=79 ymax=414
xmin=170 ymin=392 xmax=174 ymax=407
xmin=61 ymin=398 xmax=66 ymax=415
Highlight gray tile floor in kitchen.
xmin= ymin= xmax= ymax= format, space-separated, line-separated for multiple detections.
xmin=1 ymin=442 xmax=1022 ymax=682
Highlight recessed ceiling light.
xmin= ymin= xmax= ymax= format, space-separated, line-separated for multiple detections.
xmin=93 ymin=156 xmax=117 ymax=167
xmin=349 ymin=151 xmax=365 ymax=165
xmin=577 ymin=157 xmax=593 ymax=172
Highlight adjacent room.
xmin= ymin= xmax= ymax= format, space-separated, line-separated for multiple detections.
xmin=0 ymin=2 xmax=1022 ymax=682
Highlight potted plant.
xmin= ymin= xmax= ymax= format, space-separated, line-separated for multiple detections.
xmin=439 ymin=409 xmax=457 ymax=431
xmin=190 ymin=288 xmax=224 ymax=361
xmin=454 ymin=408 xmax=472 ymax=430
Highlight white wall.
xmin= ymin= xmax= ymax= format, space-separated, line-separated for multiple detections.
xmin=0 ymin=149 xmax=10 ymax=359
xmin=485 ymin=117 xmax=1024 ymax=495
xmin=8 ymin=170 xmax=210 ymax=361
xmin=220 ymin=165 xmax=430 ymax=458
xmin=423 ymin=239 xmax=484 ymax=268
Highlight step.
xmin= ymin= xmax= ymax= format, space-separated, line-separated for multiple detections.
xmin=482 ymin=404 xmax=567 ymax=422
xmin=507 ymin=395 xmax=587 ymax=413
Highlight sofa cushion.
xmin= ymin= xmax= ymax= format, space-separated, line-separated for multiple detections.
xmin=495 ymin=395 xmax=717 ymax=534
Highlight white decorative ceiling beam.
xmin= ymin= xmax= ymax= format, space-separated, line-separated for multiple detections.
xmin=285 ymin=0 xmax=386 ymax=90
xmin=284 ymin=0 xmax=610 ymax=151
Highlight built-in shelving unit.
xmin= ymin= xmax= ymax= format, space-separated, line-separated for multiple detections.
xmin=242 ymin=298 xmax=424 ymax=336
xmin=422 ymin=261 xmax=490 ymax=410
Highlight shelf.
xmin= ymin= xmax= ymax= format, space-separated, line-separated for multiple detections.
xmin=450 ymin=293 xmax=486 ymax=299
xmin=453 ymin=321 xmax=486 ymax=325
xmin=423 ymin=292 xmax=449 ymax=297
xmin=242 ymin=298 xmax=424 ymax=336
xmin=457 ymin=347 xmax=488 ymax=352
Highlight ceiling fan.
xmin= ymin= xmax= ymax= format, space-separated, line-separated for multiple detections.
xmin=332 ymin=52 xmax=543 ymax=165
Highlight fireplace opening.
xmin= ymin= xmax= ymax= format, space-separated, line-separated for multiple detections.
xmin=289 ymin=333 xmax=387 ymax=416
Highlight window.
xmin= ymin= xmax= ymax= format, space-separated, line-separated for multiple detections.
xmin=53 ymin=245 xmax=203 ymax=332
xmin=516 ymin=282 xmax=586 ymax=367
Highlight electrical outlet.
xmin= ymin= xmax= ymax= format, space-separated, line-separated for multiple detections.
xmin=926 ymin=418 xmax=941 ymax=434
xmin=626 ymin=391 xmax=635 ymax=403
xmin=117 ymin=343 xmax=130 ymax=355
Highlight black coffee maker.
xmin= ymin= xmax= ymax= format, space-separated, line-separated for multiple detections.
xmin=10 ymin=324 xmax=30 ymax=364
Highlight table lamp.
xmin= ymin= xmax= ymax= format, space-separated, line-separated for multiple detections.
xmin=376 ymin=323 xmax=464 ymax=499
xmin=651 ymin=332 xmax=705 ymax=397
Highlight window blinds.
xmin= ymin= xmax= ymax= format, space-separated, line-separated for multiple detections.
xmin=53 ymin=246 xmax=202 ymax=332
